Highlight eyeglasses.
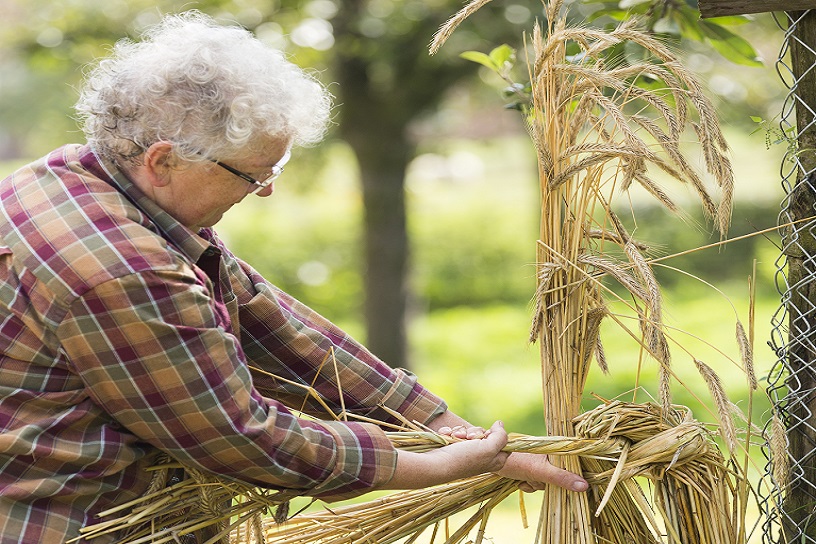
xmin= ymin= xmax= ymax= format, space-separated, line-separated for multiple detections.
xmin=210 ymin=149 xmax=291 ymax=194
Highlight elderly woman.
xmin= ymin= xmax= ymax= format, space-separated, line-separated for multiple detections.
xmin=0 ymin=12 xmax=586 ymax=543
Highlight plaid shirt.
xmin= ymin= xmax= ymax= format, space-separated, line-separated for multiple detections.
xmin=0 ymin=144 xmax=446 ymax=543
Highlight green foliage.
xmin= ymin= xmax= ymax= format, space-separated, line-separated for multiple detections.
xmin=411 ymin=305 xmax=547 ymax=432
xmin=217 ymin=149 xmax=366 ymax=325
xmin=751 ymin=115 xmax=800 ymax=160
xmin=459 ymin=44 xmax=515 ymax=76
xmin=696 ymin=18 xmax=763 ymax=67
xmin=587 ymin=0 xmax=762 ymax=67
xmin=461 ymin=44 xmax=534 ymax=112
xmin=411 ymin=184 xmax=537 ymax=309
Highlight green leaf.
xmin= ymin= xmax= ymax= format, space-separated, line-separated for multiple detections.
xmin=700 ymin=21 xmax=763 ymax=67
xmin=653 ymin=16 xmax=680 ymax=35
xmin=488 ymin=44 xmax=515 ymax=69
xmin=706 ymin=15 xmax=752 ymax=26
xmin=459 ymin=50 xmax=499 ymax=71
xmin=587 ymin=8 xmax=630 ymax=22
xmin=674 ymin=5 xmax=706 ymax=42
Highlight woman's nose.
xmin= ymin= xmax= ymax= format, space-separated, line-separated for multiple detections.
xmin=255 ymin=183 xmax=275 ymax=197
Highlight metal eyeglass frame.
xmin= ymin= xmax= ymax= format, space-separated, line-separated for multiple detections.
xmin=210 ymin=148 xmax=291 ymax=194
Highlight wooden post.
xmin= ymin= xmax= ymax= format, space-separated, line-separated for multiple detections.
xmin=780 ymin=10 xmax=816 ymax=542
xmin=701 ymin=2 xmax=816 ymax=541
xmin=699 ymin=0 xmax=816 ymax=17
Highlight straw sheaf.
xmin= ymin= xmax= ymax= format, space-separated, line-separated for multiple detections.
xmin=77 ymin=399 xmax=748 ymax=544
xmin=260 ymin=400 xmax=745 ymax=544
xmin=427 ymin=2 xmax=742 ymax=543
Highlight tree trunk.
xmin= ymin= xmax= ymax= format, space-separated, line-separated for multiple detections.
xmin=329 ymin=0 xmax=482 ymax=370
xmin=782 ymin=9 xmax=816 ymax=543
xmin=331 ymin=21 xmax=415 ymax=368
xmin=354 ymin=139 xmax=413 ymax=368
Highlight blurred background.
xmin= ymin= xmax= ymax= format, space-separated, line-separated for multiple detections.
xmin=0 ymin=1 xmax=791 ymax=538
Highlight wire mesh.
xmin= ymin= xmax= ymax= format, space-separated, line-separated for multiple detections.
xmin=761 ymin=9 xmax=816 ymax=544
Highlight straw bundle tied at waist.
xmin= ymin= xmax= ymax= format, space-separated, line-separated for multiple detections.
xmin=77 ymin=399 xmax=740 ymax=544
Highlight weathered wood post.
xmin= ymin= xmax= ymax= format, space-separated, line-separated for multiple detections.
xmin=700 ymin=1 xmax=816 ymax=542
xmin=779 ymin=12 xmax=816 ymax=542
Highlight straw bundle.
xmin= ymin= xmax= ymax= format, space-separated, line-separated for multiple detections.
xmin=430 ymin=0 xmax=743 ymax=543
xmin=76 ymin=399 xmax=747 ymax=543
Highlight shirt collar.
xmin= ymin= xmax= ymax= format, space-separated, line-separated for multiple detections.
xmin=86 ymin=145 xmax=218 ymax=264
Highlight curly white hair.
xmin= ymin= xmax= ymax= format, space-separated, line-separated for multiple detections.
xmin=75 ymin=11 xmax=332 ymax=163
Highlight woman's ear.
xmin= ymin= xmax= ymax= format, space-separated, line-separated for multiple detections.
xmin=142 ymin=141 xmax=176 ymax=187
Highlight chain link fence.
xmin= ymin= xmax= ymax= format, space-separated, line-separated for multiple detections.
xmin=761 ymin=9 xmax=816 ymax=544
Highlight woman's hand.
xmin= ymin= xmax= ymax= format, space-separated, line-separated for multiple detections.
xmin=498 ymin=452 xmax=588 ymax=492
xmin=382 ymin=421 xmax=510 ymax=490
xmin=426 ymin=411 xmax=589 ymax=493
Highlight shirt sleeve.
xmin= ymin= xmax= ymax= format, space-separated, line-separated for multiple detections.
xmin=224 ymin=253 xmax=448 ymax=427
xmin=55 ymin=265 xmax=397 ymax=500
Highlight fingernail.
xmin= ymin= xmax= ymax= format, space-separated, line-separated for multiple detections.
xmin=573 ymin=481 xmax=589 ymax=492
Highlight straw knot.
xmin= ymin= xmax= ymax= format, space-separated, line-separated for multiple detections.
xmin=573 ymin=400 xmax=714 ymax=483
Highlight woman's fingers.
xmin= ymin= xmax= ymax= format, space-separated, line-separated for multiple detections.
xmin=437 ymin=424 xmax=488 ymax=439
xmin=498 ymin=452 xmax=588 ymax=492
